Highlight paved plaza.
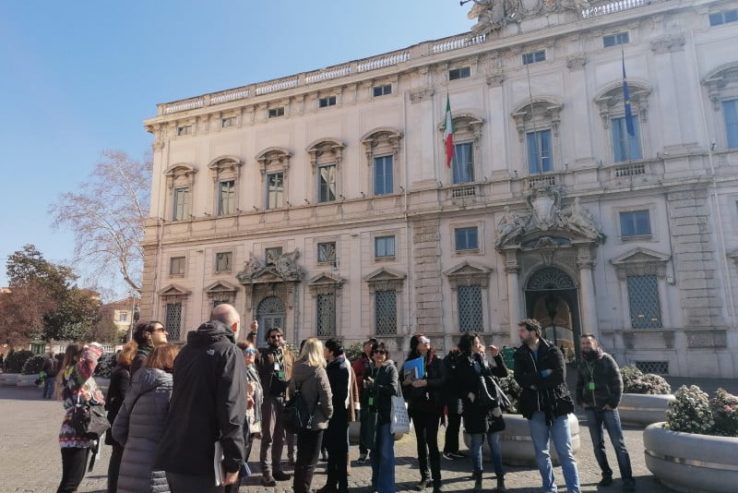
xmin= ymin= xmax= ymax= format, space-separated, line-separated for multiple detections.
xmin=0 ymin=385 xmax=681 ymax=493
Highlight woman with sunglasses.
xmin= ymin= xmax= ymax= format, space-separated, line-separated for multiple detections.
xmin=366 ymin=343 xmax=400 ymax=493
xmin=400 ymin=334 xmax=446 ymax=493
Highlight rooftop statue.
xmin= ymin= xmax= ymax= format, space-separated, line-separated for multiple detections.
xmin=465 ymin=0 xmax=591 ymax=34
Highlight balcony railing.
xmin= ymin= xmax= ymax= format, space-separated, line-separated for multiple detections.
xmin=581 ymin=0 xmax=654 ymax=19
xmin=614 ymin=162 xmax=646 ymax=177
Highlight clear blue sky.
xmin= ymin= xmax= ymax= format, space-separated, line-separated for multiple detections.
xmin=0 ymin=0 xmax=471 ymax=291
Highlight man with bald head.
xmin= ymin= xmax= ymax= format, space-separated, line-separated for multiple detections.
xmin=156 ymin=303 xmax=248 ymax=493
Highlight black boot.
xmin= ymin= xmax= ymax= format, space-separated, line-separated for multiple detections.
xmin=415 ymin=477 xmax=431 ymax=491
xmin=495 ymin=475 xmax=506 ymax=493
xmin=472 ymin=470 xmax=482 ymax=493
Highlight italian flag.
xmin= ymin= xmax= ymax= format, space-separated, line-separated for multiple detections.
xmin=443 ymin=94 xmax=454 ymax=168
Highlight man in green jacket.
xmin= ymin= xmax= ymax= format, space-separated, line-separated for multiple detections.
xmin=576 ymin=334 xmax=635 ymax=491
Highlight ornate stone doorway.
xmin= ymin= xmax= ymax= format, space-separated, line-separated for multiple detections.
xmin=256 ymin=296 xmax=286 ymax=347
xmin=524 ymin=266 xmax=581 ymax=362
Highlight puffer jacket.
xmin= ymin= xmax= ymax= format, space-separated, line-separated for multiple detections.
xmin=113 ymin=367 xmax=173 ymax=493
xmin=288 ymin=361 xmax=333 ymax=431
xmin=105 ymin=363 xmax=131 ymax=446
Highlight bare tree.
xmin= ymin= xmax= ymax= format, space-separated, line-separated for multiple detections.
xmin=51 ymin=151 xmax=151 ymax=294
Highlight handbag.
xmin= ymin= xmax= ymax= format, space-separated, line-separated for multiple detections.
xmin=477 ymin=375 xmax=499 ymax=410
xmin=281 ymin=377 xmax=317 ymax=434
xmin=390 ymin=395 xmax=410 ymax=436
xmin=71 ymin=396 xmax=111 ymax=439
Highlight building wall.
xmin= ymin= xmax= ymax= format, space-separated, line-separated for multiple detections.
xmin=141 ymin=0 xmax=738 ymax=376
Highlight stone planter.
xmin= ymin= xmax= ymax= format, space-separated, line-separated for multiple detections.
xmin=618 ymin=393 xmax=675 ymax=426
xmin=463 ymin=414 xmax=580 ymax=466
xmin=0 ymin=373 xmax=20 ymax=386
xmin=16 ymin=374 xmax=41 ymax=387
xmin=644 ymin=422 xmax=738 ymax=493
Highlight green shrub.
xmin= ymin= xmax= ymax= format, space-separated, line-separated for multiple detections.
xmin=710 ymin=388 xmax=738 ymax=437
xmin=22 ymin=355 xmax=46 ymax=375
xmin=498 ymin=370 xmax=522 ymax=415
xmin=3 ymin=350 xmax=34 ymax=373
xmin=666 ymin=385 xmax=715 ymax=435
xmin=621 ymin=366 xmax=671 ymax=395
xmin=345 ymin=342 xmax=364 ymax=362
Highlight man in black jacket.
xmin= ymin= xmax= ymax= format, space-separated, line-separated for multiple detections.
xmin=155 ymin=304 xmax=247 ymax=493
xmin=514 ymin=319 xmax=581 ymax=493
xmin=319 ymin=339 xmax=351 ymax=493
xmin=576 ymin=334 xmax=635 ymax=491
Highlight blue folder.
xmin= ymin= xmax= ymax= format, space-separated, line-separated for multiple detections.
xmin=402 ymin=356 xmax=425 ymax=379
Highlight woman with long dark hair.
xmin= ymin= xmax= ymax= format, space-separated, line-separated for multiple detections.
xmin=456 ymin=332 xmax=509 ymax=493
xmin=130 ymin=321 xmax=168 ymax=378
xmin=56 ymin=342 xmax=106 ymax=493
xmin=400 ymin=334 xmax=446 ymax=493
xmin=105 ymin=341 xmax=138 ymax=493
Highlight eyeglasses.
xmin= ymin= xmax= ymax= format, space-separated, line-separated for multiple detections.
xmin=152 ymin=328 xmax=168 ymax=334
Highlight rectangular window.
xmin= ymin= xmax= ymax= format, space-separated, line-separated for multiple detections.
xmin=318 ymin=164 xmax=337 ymax=203
xmin=454 ymin=227 xmax=479 ymax=251
xmin=119 ymin=311 xmax=128 ymax=322
xmin=723 ymin=99 xmax=738 ymax=149
xmin=611 ymin=116 xmax=642 ymax=162
xmin=317 ymin=242 xmax=337 ymax=265
xmin=373 ymin=155 xmax=394 ymax=195
xmin=173 ymin=187 xmax=190 ymax=221
xmin=635 ymin=361 xmax=669 ymax=375
xmin=375 ymin=289 xmax=397 ymax=335
xmin=266 ymin=172 xmax=284 ymax=209
xmin=265 ymin=247 xmax=283 ymax=264
xmin=316 ymin=293 xmax=336 ymax=337
xmin=710 ymin=9 xmax=738 ymax=26
xmin=373 ymin=84 xmax=392 ymax=97
xmin=448 ymin=66 xmax=471 ymax=80
xmin=620 ymin=210 xmax=651 ymax=238
xmin=165 ymin=302 xmax=182 ymax=340
xmin=526 ymin=130 xmax=553 ymax=173
xmin=627 ymin=275 xmax=662 ymax=328
xmin=177 ymin=125 xmax=192 ymax=136
xmin=215 ymin=252 xmax=233 ymax=273
xmin=221 ymin=117 xmax=235 ymax=128
xmin=218 ymin=180 xmax=236 ymax=215
xmin=603 ymin=32 xmax=630 ymax=47
xmin=169 ymin=256 xmax=185 ymax=276
xmin=458 ymin=285 xmax=483 ymax=332
xmin=268 ymin=107 xmax=285 ymax=118
xmin=319 ymin=96 xmax=337 ymax=108
xmin=452 ymin=142 xmax=475 ymax=184
xmin=375 ymin=236 xmax=396 ymax=259
xmin=522 ymin=50 xmax=546 ymax=65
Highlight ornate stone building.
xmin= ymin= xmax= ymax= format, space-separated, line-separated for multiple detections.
xmin=142 ymin=0 xmax=738 ymax=377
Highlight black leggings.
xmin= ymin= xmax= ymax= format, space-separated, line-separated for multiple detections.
xmin=58 ymin=447 xmax=90 ymax=493
xmin=411 ymin=412 xmax=442 ymax=484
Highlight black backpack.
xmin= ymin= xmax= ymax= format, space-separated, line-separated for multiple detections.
xmin=282 ymin=377 xmax=316 ymax=434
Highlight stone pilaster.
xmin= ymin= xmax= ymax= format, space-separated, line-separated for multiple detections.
xmin=412 ymin=217 xmax=443 ymax=334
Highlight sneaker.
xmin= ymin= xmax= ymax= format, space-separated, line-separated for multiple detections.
xmin=442 ymin=452 xmax=456 ymax=461
xmin=415 ymin=479 xmax=431 ymax=491
xmin=273 ymin=471 xmax=292 ymax=481
xmin=261 ymin=476 xmax=276 ymax=487
xmin=598 ymin=476 xmax=613 ymax=487
xmin=449 ymin=452 xmax=466 ymax=459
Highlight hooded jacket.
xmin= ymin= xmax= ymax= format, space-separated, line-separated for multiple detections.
xmin=112 ymin=367 xmax=173 ymax=493
xmin=513 ymin=338 xmax=574 ymax=423
xmin=154 ymin=321 xmax=247 ymax=476
xmin=575 ymin=349 xmax=623 ymax=410
xmin=288 ymin=361 xmax=333 ymax=430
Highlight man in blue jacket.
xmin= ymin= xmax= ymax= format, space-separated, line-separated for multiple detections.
xmin=155 ymin=303 xmax=247 ymax=493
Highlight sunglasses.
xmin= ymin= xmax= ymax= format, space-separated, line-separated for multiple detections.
xmin=243 ymin=348 xmax=257 ymax=354
xmin=152 ymin=328 xmax=168 ymax=334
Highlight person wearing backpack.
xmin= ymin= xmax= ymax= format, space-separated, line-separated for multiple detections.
xmin=287 ymin=338 xmax=333 ymax=493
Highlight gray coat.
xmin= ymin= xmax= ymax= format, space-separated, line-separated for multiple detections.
xmin=288 ymin=361 xmax=333 ymax=430
xmin=112 ymin=367 xmax=173 ymax=493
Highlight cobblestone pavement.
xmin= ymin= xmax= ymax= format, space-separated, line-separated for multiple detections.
xmin=1 ymin=385 xmax=677 ymax=493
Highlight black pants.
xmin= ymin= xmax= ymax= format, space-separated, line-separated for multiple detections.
xmin=224 ymin=432 xmax=257 ymax=493
xmin=107 ymin=442 xmax=124 ymax=493
xmin=293 ymin=429 xmax=324 ymax=493
xmin=325 ymin=411 xmax=349 ymax=492
xmin=443 ymin=412 xmax=462 ymax=454
xmin=411 ymin=412 xmax=442 ymax=485
xmin=57 ymin=447 xmax=89 ymax=493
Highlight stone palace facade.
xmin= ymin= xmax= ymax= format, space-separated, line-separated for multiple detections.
xmin=141 ymin=0 xmax=738 ymax=377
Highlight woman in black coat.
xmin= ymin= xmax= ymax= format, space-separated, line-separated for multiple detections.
xmin=105 ymin=342 xmax=137 ymax=493
xmin=400 ymin=334 xmax=446 ymax=493
xmin=456 ymin=332 xmax=508 ymax=493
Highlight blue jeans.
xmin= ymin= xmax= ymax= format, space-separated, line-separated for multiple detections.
xmin=371 ymin=423 xmax=395 ymax=493
xmin=469 ymin=432 xmax=504 ymax=476
xmin=585 ymin=408 xmax=633 ymax=482
xmin=43 ymin=377 xmax=55 ymax=399
xmin=528 ymin=412 xmax=580 ymax=493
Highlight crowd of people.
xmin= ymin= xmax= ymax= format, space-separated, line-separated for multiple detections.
xmin=51 ymin=304 xmax=636 ymax=493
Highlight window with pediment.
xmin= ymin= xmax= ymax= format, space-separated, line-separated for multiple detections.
xmin=165 ymin=164 xmax=197 ymax=221
xmin=365 ymin=268 xmax=406 ymax=336
xmin=308 ymin=273 xmax=344 ymax=338
xmin=205 ymin=280 xmax=238 ymax=309
xmin=445 ymin=262 xmax=492 ymax=333
xmin=256 ymin=148 xmax=291 ymax=210
xmin=511 ymin=98 xmax=562 ymax=175
xmin=703 ymin=63 xmax=738 ymax=149
xmin=307 ymin=139 xmax=344 ymax=204
xmin=611 ymin=248 xmax=670 ymax=330
xmin=594 ymin=82 xmax=651 ymax=162
xmin=159 ymin=284 xmax=191 ymax=341
xmin=361 ymin=128 xmax=403 ymax=197
xmin=439 ymin=115 xmax=484 ymax=184
xmin=208 ymin=156 xmax=242 ymax=216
